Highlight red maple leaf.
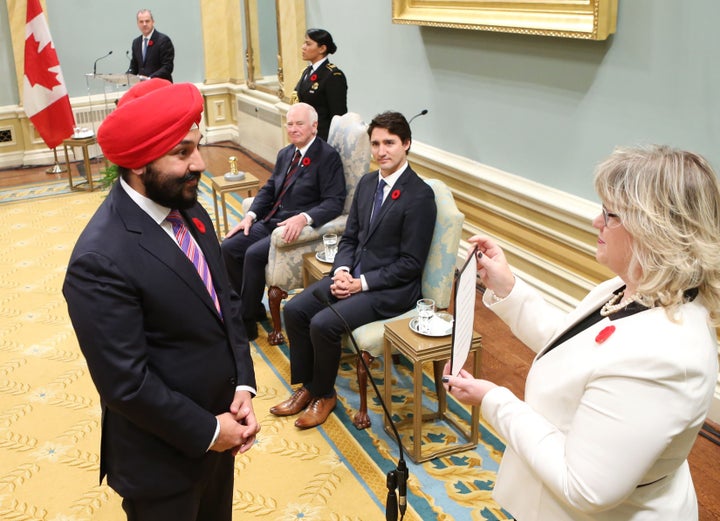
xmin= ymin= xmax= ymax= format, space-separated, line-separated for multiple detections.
xmin=25 ymin=34 xmax=61 ymax=90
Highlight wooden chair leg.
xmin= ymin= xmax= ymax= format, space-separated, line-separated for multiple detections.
xmin=267 ymin=285 xmax=287 ymax=345
xmin=352 ymin=350 xmax=375 ymax=430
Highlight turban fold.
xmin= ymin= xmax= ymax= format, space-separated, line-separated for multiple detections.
xmin=97 ymin=79 xmax=204 ymax=169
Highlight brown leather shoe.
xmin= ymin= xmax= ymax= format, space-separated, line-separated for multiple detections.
xmin=270 ymin=387 xmax=312 ymax=416
xmin=294 ymin=395 xmax=337 ymax=429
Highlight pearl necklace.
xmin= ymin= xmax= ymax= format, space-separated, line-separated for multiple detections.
xmin=600 ymin=291 xmax=634 ymax=316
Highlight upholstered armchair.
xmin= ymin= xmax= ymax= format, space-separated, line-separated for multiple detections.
xmin=242 ymin=112 xmax=371 ymax=344
xmin=344 ymin=179 xmax=464 ymax=429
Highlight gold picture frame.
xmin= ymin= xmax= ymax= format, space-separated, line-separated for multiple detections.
xmin=392 ymin=0 xmax=618 ymax=40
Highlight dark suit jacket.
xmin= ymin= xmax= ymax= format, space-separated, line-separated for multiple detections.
xmin=250 ymin=137 xmax=346 ymax=225
xmin=127 ymin=30 xmax=175 ymax=82
xmin=295 ymin=61 xmax=347 ymax=141
xmin=334 ymin=165 xmax=436 ymax=317
xmin=62 ymin=183 xmax=255 ymax=499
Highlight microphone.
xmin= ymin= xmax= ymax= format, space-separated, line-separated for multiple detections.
xmin=407 ymin=109 xmax=428 ymax=125
xmin=126 ymin=50 xmax=131 ymax=61
xmin=311 ymin=286 xmax=409 ymax=520
xmin=397 ymin=459 xmax=408 ymax=519
xmin=93 ymin=50 xmax=113 ymax=75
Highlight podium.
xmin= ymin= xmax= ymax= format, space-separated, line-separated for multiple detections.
xmin=73 ymin=73 xmax=141 ymax=167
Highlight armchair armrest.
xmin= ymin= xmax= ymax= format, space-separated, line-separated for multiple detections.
xmin=269 ymin=214 xmax=348 ymax=250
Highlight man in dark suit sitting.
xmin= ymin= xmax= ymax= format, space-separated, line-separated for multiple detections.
xmin=270 ymin=111 xmax=437 ymax=429
xmin=221 ymin=102 xmax=346 ymax=340
xmin=127 ymin=9 xmax=174 ymax=82
xmin=63 ymin=79 xmax=258 ymax=520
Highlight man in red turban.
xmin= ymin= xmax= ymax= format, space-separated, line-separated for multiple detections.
xmin=64 ymin=79 xmax=259 ymax=521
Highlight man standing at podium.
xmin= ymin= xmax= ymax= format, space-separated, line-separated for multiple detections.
xmin=127 ymin=9 xmax=174 ymax=82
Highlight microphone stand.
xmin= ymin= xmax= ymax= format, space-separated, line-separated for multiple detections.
xmin=93 ymin=50 xmax=113 ymax=76
xmin=312 ymin=287 xmax=409 ymax=521
xmin=407 ymin=109 xmax=428 ymax=125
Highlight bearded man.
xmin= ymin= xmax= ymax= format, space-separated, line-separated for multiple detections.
xmin=62 ymin=79 xmax=258 ymax=521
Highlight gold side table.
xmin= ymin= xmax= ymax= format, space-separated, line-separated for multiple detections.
xmin=302 ymin=252 xmax=332 ymax=288
xmin=210 ymin=173 xmax=260 ymax=237
xmin=383 ymin=317 xmax=482 ymax=463
xmin=63 ymin=136 xmax=105 ymax=191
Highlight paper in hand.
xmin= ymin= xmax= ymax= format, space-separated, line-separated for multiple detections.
xmin=450 ymin=246 xmax=477 ymax=375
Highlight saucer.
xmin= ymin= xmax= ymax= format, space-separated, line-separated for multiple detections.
xmin=315 ymin=251 xmax=334 ymax=264
xmin=409 ymin=311 xmax=453 ymax=337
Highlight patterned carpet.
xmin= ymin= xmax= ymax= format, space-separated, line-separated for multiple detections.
xmin=0 ymin=178 xmax=511 ymax=520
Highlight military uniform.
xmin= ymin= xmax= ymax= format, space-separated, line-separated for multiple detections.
xmin=294 ymin=61 xmax=348 ymax=141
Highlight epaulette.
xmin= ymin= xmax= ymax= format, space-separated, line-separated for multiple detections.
xmin=325 ymin=63 xmax=337 ymax=70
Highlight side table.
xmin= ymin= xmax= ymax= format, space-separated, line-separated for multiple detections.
xmin=383 ymin=317 xmax=482 ymax=463
xmin=63 ymin=136 xmax=105 ymax=191
xmin=301 ymin=251 xmax=332 ymax=287
xmin=210 ymin=173 xmax=260 ymax=237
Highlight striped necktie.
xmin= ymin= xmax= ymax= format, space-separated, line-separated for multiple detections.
xmin=166 ymin=210 xmax=222 ymax=316
xmin=263 ymin=148 xmax=302 ymax=222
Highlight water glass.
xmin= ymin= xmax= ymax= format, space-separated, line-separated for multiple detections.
xmin=416 ymin=298 xmax=435 ymax=334
xmin=322 ymin=233 xmax=338 ymax=262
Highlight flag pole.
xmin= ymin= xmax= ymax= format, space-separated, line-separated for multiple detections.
xmin=45 ymin=147 xmax=68 ymax=174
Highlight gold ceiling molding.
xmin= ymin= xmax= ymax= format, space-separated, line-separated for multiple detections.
xmin=392 ymin=0 xmax=618 ymax=40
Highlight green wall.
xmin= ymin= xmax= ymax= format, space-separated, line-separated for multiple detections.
xmin=306 ymin=0 xmax=720 ymax=200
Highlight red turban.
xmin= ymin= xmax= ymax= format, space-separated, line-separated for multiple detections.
xmin=97 ymin=79 xmax=203 ymax=169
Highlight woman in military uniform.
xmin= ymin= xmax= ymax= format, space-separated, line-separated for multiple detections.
xmin=294 ymin=29 xmax=348 ymax=141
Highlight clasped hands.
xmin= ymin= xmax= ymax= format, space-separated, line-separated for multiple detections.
xmin=330 ymin=269 xmax=361 ymax=299
xmin=212 ymin=390 xmax=260 ymax=456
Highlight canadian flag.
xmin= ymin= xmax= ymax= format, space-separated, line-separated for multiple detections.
xmin=23 ymin=0 xmax=75 ymax=149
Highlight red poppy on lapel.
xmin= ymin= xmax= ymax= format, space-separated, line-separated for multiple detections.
xmin=595 ymin=325 xmax=616 ymax=344
xmin=310 ymin=73 xmax=317 ymax=82
xmin=302 ymin=157 xmax=311 ymax=167
xmin=192 ymin=217 xmax=206 ymax=234
xmin=391 ymin=189 xmax=401 ymax=200
xmin=148 ymin=40 xmax=154 ymax=47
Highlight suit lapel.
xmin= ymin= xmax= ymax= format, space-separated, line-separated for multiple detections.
xmin=363 ymin=169 xmax=411 ymax=243
xmin=280 ymin=139 xmax=321 ymax=194
xmin=114 ymin=187 xmax=222 ymax=320
xmin=535 ymin=279 xmax=623 ymax=359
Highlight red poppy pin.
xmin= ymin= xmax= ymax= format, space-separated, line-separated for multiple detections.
xmin=310 ymin=73 xmax=318 ymax=82
xmin=391 ymin=189 xmax=401 ymax=200
xmin=595 ymin=325 xmax=616 ymax=344
xmin=148 ymin=40 xmax=154 ymax=47
xmin=302 ymin=157 xmax=311 ymax=167
xmin=192 ymin=217 xmax=206 ymax=234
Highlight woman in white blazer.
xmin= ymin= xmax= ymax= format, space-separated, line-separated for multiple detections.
xmin=444 ymin=145 xmax=720 ymax=521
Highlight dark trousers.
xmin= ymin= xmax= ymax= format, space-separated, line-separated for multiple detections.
xmin=220 ymin=221 xmax=274 ymax=320
xmin=120 ymin=452 xmax=234 ymax=521
xmin=283 ymin=277 xmax=382 ymax=396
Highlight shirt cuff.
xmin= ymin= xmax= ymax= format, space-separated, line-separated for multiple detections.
xmin=207 ymin=419 xmax=220 ymax=452
xmin=301 ymin=212 xmax=313 ymax=226
xmin=247 ymin=211 xmax=257 ymax=222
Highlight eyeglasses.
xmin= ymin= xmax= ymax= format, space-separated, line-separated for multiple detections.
xmin=601 ymin=206 xmax=622 ymax=228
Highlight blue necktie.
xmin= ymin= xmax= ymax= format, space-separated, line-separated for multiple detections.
xmin=370 ymin=179 xmax=386 ymax=226
xmin=353 ymin=179 xmax=387 ymax=277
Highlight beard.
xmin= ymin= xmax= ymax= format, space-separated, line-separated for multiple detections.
xmin=142 ymin=164 xmax=201 ymax=209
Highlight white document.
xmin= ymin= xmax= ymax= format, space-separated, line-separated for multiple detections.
xmin=451 ymin=246 xmax=477 ymax=375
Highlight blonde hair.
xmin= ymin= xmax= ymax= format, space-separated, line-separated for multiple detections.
xmin=594 ymin=145 xmax=720 ymax=326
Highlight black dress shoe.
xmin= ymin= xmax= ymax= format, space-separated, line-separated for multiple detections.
xmin=243 ymin=319 xmax=258 ymax=341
